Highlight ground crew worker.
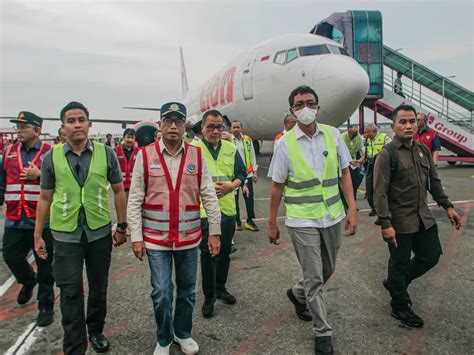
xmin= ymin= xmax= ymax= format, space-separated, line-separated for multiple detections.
xmin=155 ymin=128 xmax=162 ymax=142
xmin=105 ymin=133 xmax=113 ymax=147
xmin=341 ymin=125 xmax=365 ymax=208
xmin=274 ymin=111 xmax=297 ymax=142
xmin=58 ymin=127 xmax=67 ymax=144
xmin=34 ymin=101 xmax=127 ymax=355
xmin=194 ymin=110 xmax=246 ymax=318
xmin=374 ymin=104 xmax=460 ymax=328
xmin=127 ymin=102 xmax=221 ymax=355
xmin=231 ymin=120 xmax=259 ymax=231
xmin=0 ymin=111 xmax=55 ymax=327
xmin=415 ymin=112 xmax=441 ymax=165
xmin=362 ymin=123 xmax=391 ymax=216
xmin=115 ymin=128 xmax=139 ymax=199
xmin=268 ymin=85 xmax=357 ymax=355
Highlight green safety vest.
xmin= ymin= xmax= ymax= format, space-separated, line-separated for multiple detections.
xmin=342 ymin=131 xmax=362 ymax=160
xmin=233 ymin=135 xmax=253 ymax=174
xmin=50 ymin=141 xmax=111 ymax=232
xmin=284 ymin=124 xmax=343 ymax=220
xmin=366 ymin=133 xmax=387 ymax=157
xmin=194 ymin=140 xmax=237 ymax=217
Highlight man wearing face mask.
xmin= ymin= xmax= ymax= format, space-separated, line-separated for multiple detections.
xmin=268 ymin=86 xmax=357 ymax=355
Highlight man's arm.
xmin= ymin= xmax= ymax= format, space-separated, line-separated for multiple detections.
xmin=215 ymin=150 xmax=244 ymax=198
xmin=373 ymin=149 xmax=391 ymax=228
xmin=110 ymin=182 xmax=127 ymax=246
xmin=34 ymin=189 xmax=54 ymax=259
xmin=127 ymin=152 xmax=146 ymax=260
xmin=0 ymin=153 xmax=5 ymax=205
xmin=340 ymin=167 xmax=357 ymax=235
xmin=432 ymin=133 xmax=441 ymax=164
xmin=268 ymin=181 xmax=284 ymax=245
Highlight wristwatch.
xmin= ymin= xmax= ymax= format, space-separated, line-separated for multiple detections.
xmin=117 ymin=222 xmax=128 ymax=231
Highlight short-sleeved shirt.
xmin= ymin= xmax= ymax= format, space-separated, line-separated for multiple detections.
xmin=41 ymin=140 xmax=123 ymax=243
xmin=417 ymin=125 xmax=441 ymax=152
xmin=268 ymin=124 xmax=351 ymax=228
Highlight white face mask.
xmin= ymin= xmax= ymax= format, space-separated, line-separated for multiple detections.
xmin=294 ymin=107 xmax=318 ymax=125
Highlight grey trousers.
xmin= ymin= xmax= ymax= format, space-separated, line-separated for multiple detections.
xmin=287 ymin=222 xmax=342 ymax=337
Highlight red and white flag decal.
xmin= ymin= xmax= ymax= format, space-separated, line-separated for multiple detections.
xmin=260 ymin=55 xmax=270 ymax=61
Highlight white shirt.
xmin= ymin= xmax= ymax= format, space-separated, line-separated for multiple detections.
xmin=268 ymin=124 xmax=352 ymax=228
xmin=232 ymin=134 xmax=258 ymax=177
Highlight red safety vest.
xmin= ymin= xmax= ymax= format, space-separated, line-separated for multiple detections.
xmin=4 ymin=142 xmax=51 ymax=220
xmin=142 ymin=142 xmax=203 ymax=247
xmin=115 ymin=144 xmax=139 ymax=190
xmin=415 ymin=127 xmax=437 ymax=154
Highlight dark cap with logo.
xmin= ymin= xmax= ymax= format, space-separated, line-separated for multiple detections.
xmin=160 ymin=102 xmax=186 ymax=119
xmin=10 ymin=111 xmax=43 ymax=127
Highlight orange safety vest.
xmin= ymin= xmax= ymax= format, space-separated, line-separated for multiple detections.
xmin=115 ymin=144 xmax=139 ymax=190
xmin=4 ymin=142 xmax=51 ymax=220
xmin=141 ymin=142 xmax=203 ymax=247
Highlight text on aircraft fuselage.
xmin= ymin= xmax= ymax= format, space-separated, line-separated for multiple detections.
xmin=200 ymin=67 xmax=236 ymax=112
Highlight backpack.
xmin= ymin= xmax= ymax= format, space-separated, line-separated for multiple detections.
xmin=384 ymin=141 xmax=431 ymax=182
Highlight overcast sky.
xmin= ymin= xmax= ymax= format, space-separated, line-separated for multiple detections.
xmin=1 ymin=0 xmax=472 ymax=135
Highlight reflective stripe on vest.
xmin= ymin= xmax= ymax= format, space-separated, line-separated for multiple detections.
xmin=283 ymin=125 xmax=343 ymax=220
xmin=195 ymin=140 xmax=237 ymax=217
xmin=366 ymin=133 xmax=387 ymax=157
xmin=50 ymin=141 xmax=110 ymax=232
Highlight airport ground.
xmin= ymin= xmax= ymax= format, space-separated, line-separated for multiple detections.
xmin=1 ymin=142 xmax=473 ymax=354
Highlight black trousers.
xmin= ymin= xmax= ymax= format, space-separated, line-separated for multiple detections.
xmin=342 ymin=167 xmax=364 ymax=210
xmin=235 ymin=179 xmax=255 ymax=223
xmin=53 ymin=234 xmax=112 ymax=355
xmin=386 ymin=224 xmax=442 ymax=310
xmin=365 ymin=161 xmax=375 ymax=210
xmin=199 ymin=215 xmax=236 ymax=299
xmin=2 ymin=227 xmax=54 ymax=310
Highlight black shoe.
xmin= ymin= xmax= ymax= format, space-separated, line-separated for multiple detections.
xmin=236 ymin=221 xmax=243 ymax=231
xmin=202 ymin=297 xmax=215 ymax=318
xmin=17 ymin=278 xmax=37 ymax=305
xmin=369 ymin=209 xmax=377 ymax=216
xmin=216 ymin=289 xmax=236 ymax=305
xmin=315 ymin=336 xmax=333 ymax=355
xmin=89 ymin=334 xmax=110 ymax=353
xmin=286 ymin=289 xmax=312 ymax=321
xmin=245 ymin=220 xmax=259 ymax=231
xmin=391 ymin=306 xmax=424 ymax=328
xmin=37 ymin=309 xmax=54 ymax=327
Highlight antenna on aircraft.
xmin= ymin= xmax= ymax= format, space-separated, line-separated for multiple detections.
xmin=180 ymin=46 xmax=189 ymax=98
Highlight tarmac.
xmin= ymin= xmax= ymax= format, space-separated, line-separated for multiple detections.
xmin=1 ymin=142 xmax=473 ymax=354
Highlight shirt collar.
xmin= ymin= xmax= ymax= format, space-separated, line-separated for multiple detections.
xmin=418 ymin=125 xmax=430 ymax=134
xmin=63 ymin=139 xmax=93 ymax=154
xmin=294 ymin=123 xmax=322 ymax=140
xmin=202 ymin=138 xmax=221 ymax=151
xmin=392 ymin=135 xmax=413 ymax=149
xmin=21 ymin=139 xmax=42 ymax=151
xmin=159 ymin=138 xmax=185 ymax=156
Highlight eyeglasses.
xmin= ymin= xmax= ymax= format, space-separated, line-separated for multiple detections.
xmin=162 ymin=117 xmax=185 ymax=127
xmin=205 ymin=124 xmax=225 ymax=132
xmin=15 ymin=124 xmax=35 ymax=131
xmin=292 ymin=100 xmax=318 ymax=110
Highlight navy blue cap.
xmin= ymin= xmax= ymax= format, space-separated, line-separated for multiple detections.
xmin=10 ymin=111 xmax=43 ymax=127
xmin=160 ymin=102 xmax=186 ymax=119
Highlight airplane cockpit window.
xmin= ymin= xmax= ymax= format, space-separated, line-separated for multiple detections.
xmin=274 ymin=50 xmax=286 ymax=65
xmin=328 ymin=44 xmax=349 ymax=56
xmin=298 ymin=45 xmax=331 ymax=56
xmin=286 ymin=48 xmax=298 ymax=63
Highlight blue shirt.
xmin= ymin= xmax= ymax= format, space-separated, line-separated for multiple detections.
xmin=0 ymin=140 xmax=48 ymax=229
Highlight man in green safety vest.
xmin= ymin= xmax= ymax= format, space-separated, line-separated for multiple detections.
xmin=34 ymin=101 xmax=127 ymax=355
xmin=268 ymin=85 xmax=357 ymax=355
xmin=193 ymin=110 xmax=247 ymax=319
xmin=361 ymin=123 xmax=391 ymax=216
xmin=341 ymin=125 xmax=365 ymax=209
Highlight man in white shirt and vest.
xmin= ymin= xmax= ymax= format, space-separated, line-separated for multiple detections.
xmin=34 ymin=101 xmax=128 ymax=355
xmin=231 ymin=120 xmax=259 ymax=231
xmin=268 ymin=86 xmax=357 ymax=355
xmin=127 ymin=102 xmax=221 ymax=355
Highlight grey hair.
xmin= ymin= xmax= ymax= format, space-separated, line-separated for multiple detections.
xmin=364 ymin=123 xmax=377 ymax=132
xmin=417 ymin=112 xmax=428 ymax=122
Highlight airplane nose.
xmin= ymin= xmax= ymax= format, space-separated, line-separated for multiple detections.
xmin=313 ymin=55 xmax=369 ymax=126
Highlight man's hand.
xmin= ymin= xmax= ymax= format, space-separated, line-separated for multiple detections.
xmin=34 ymin=237 xmax=48 ymax=260
xmin=215 ymin=182 xmax=234 ymax=198
xmin=447 ymin=207 xmax=461 ymax=230
xmin=208 ymin=235 xmax=221 ymax=256
xmin=242 ymin=184 xmax=250 ymax=198
xmin=267 ymin=222 xmax=280 ymax=245
xmin=345 ymin=210 xmax=357 ymax=236
xmin=382 ymin=227 xmax=397 ymax=248
xmin=20 ymin=162 xmax=41 ymax=180
xmin=132 ymin=241 xmax=145 ymax=261
xmin=113 ymin=230 xmax=127 ymax=247
xmin=253 ymin=171 xmax=258 ymax=183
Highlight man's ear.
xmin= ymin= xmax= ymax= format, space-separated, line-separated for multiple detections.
xmin=88 ymin=121 xmax=92 ymax=127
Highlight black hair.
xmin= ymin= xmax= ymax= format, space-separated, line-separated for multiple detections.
xmin=231 ymin=119 xmax=242 ymax=127
xmin=123 ymin=128 xmax=136 ymax=137
xmin=202 ymin=109 xmax=223 ymax=125
xmin=106 ymin=133 xmax=112 ymax=138
xmin=391 ymin=104 xmax=417 ymax=122
xmin=60 ymin=101 xmax=89 ymax=122
xmin=288 ymin=85 xmax=319 ymax=107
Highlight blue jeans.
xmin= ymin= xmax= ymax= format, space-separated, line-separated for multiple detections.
xmin=147 ymin=247 xmax=198 ymax=346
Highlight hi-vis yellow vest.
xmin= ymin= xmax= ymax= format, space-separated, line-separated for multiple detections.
xmin=366 ymin=133 xmax=387 ymax=157
xmin=194 ymin=140 xmax=237 ymax=217
xmin=233 ymin=135 xmax=253 ymax=174
xmin=50 ymin=141 xmax=110 ymax=232
xmin=284 ymin=125 xmax=343 ymax=220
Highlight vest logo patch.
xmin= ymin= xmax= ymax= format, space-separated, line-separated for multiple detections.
xmin=187 ymin=163 xmax=196 ymax=173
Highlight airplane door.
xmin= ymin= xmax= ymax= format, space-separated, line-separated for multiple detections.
xmin=242 ymin=54 xmax=256 ymax=100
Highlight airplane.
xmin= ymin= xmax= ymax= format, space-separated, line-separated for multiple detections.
xmin=1 ymin=33 xmax=370 ymax=145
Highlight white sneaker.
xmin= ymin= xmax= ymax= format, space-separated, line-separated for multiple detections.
xmin=153 ymin=342 xmax=171 ymax=355
xmin=174 ymin=336 xmax=199 ymax=354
